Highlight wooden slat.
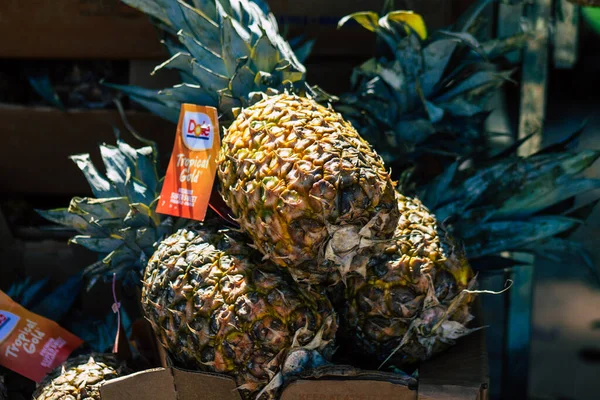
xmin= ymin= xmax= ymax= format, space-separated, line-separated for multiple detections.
xmin=0 ymin=0 xmax=457 ymax=60
xmin=509 ymin=2 xmax=551 ymax=396
xmin=504 ymin=261 xmax=535 ymax=399
xmin=418 ymin=300 xmax=489 ymax=399
xmin=554 ymin=0 xmax=580 ymax=69
xmin=0 ymin=106 xmax=176 ymax=195
xmin=497 ymin=2 xmax=524 ymax=64
xmin=479 ymin=273 xmax=507 ymax=400
xmin=517 ymin=0 xmax=551 ymax=157
xmin=0 ymin=0 xmax=166 ymax=59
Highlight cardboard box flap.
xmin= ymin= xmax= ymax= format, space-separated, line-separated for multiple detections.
xmin=286 ymin=364 xmax=417 ymax=385
xmin=172 ymin=368 xmax=242 ymax=400
xmin=281 ymin=379 xmax=416 ymax=400
xmin=280 ymin=364 xmax=417 ymax=399
xmin=418 ymin=302 xmax=489 ymax=399
xmin=417 ymin=384 xmax=481 ymax=400
xmin=99 ymin=304 xmax=488 ymax=399
xmin=100 ymin=368 xmax=177 ymax=400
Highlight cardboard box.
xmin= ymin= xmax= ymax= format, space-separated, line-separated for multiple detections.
xmin=0 ymin=0 xmax=457 ymax=59
xmin=99 ymin=323 xmax=488 ymax=400
xmin=0 ymin=105 xmax=176 ymax=196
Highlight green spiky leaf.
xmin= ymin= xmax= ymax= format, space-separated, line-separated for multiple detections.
xmin=68 ymin=197 xmax=131 ymax=223
xmin=178 ymin=33 xmax=227 ymax=76
xmin=121 ymin=0 xmax=170 ymax=25
xmin=251 ymin=35 xmax=280 ymax=73
xmin=231 ymin=65 xmax=258 ymax=98
xmin=338 ymin=11 xmax=380 ymax=32
xmin=70 ymin=154 xmax=117 ymax=198
xmin=159 ymin=84 xmax=217 ymax=106
xmin=381 ymin=11 xmax=427 ymax=40
xmin=153 ymin=52 xmax=194 ymax=76
xmin=35 ymin=208 xmax=102 ymax=235
xmin=462 ymin=217 xmax=581 ymax=258
xmin=70 ymin=236 xmax=123 ymax=253
xmin=174 ymin=0 xmax=221 ymax=52
xmin=124 ymin=203 xmax=158 ymax=229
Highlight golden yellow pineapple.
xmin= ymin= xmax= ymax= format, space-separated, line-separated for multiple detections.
xmin=32 ymin=354 xmax=127 ymax=400
xmin=342 ymin=193 xmax=477 ymax=367
xmin=217 ymin=93 xmax=399 ymax=285
xmin=141 ymin=221 xmax=337 ymax=398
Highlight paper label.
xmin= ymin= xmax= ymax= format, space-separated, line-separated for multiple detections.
xmin=156 ymin=104 xmax=220 ymax=221
xmin=0 ymin=290 xmax=83 ymax=382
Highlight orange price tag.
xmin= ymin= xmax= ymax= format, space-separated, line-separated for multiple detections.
xmin=156 ymin=104 xmax=220 ymax=221
xmin=0 ymin=290 xmax=83 ymax=382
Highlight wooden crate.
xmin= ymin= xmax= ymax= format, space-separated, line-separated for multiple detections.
xmin=0 ymin=0 xmax=459 ymax=59
xmin=0 ymin=105 xmax=176 ymax=196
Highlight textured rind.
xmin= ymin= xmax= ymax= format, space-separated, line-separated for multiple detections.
xmin=32 ymin=354 xmax=127 ymax=400
xmin=343 ymin=193 xmax=477 ymax=367
xmin=217 ymin=93 xmax=399 ymax=285
xmin=142 ymin=222 xmax=338 ymax=398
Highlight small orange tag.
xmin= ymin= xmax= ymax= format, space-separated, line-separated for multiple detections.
xmin=156 ymin=104 xmax=220 ymax=221
xmin=0 ymin=290 xmax=84 ymax=382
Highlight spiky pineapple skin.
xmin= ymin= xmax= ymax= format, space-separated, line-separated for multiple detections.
xmin=217 ymin=93 xmax=399 ymax=285
xmin=32 ymin=354 xmax=126 ymax=400
xmin=142 ymin=222 xmax=337 ymax=398
xmin=343 ymin=193 xmax=476 ymax=367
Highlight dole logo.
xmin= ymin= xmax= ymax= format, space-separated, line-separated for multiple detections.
xmin=187 ymin=119 xmax=210 ymax=139
xmin=182 ymin=111 xmax=214 ymax=151
xmin=0 ymin=310 xmax=19 ymax=343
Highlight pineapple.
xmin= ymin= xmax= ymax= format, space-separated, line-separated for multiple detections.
xmin=342 ymin=193 xmax=477 ymax=367
xmin=217 ymin=93 xmax=399 ymax=284
xmin=340 ymin=133 xmax=600 ymax=367
xmin=36 ymin=0 xmax=600 ymax=381
xmin=142 ymin=221 xmax=337 ymax=398
xmin=32 ymin=354 xmax=127 ymax=400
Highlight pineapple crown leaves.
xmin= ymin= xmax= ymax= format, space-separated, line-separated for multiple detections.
xmin=418 ymin=127 xmax=600 ymax=271
xmin=335 ymin=3 xmax=528 ymax=165
xmin=36 ymin=133 xmax=177 ymax=289
xmin=111 ymin=0 xmax=308 ymax=125
xmin=338 ymin=10 xmax=428 ymax=45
